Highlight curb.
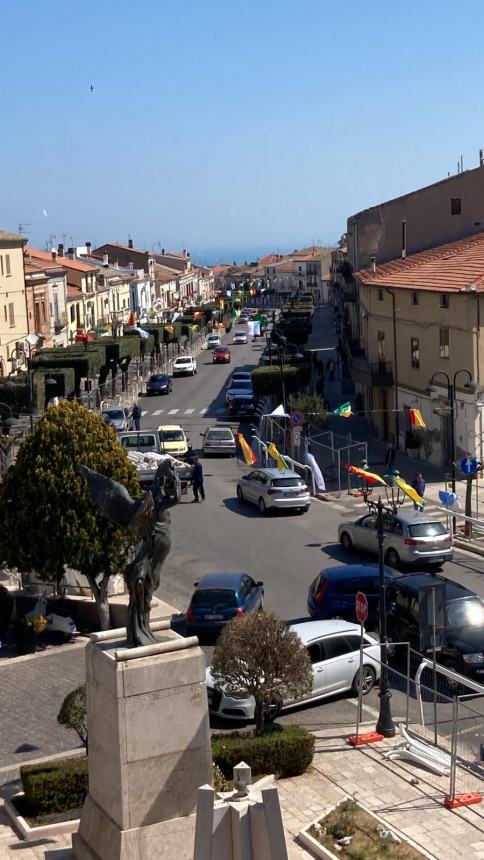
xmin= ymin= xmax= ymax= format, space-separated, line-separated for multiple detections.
xmin=453 ymin=538 xmax=484 ymax=558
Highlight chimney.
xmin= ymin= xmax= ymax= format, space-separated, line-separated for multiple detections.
xmin=480 ymin=149 xmax=484 ymax=167
xmin=401 ymin=220 xmax=407 ymax=259
xmin=370 ymin=256 xmax=376 ymax=273
xmin=66 ymin=247 xmax=74 ymax=258
xmin=58 ymin=243 xmax=64 ymax=257
xmin=161 ymin=248 xmax=165 ymax=255
xmin=51 ymin=249 xmax=57 ymax=262
xmin=103 ymin=253 xmax=109 ymax=267
xmin=183 ymin=248 xmax=186 ymax=256
xmin=128 ymin=238 xmax=133 ymax=249
xmin=86 ymin=241 xmax=91 ymax=255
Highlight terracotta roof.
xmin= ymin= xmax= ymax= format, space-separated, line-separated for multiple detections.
xmin=27 ymin=247 xmax=97 ymax=273
xmin=355 ymin=231 xmax=484 ymax=292
xmin=156 ymin=269 xmax=178 ymax=283
xmin=212 ymin=265 xmax=232 ymax=274
xmin=67 ymin=284 xmax=83 ymax=299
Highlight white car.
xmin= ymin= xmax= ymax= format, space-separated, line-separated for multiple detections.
xmin=207 ymin=334 xmax=222 ymax=349
xmin=237 ymin=467 xmax=310 ymax=514
xmin=201 ymin=426 xmax=236 ymax=456
xmin=172 ymin=355 xmax=197 ymax=376
xmin=233 ymin=330 xmax=248 ymax=344
xmin=206 ymin=619 xmax=381 ymax=721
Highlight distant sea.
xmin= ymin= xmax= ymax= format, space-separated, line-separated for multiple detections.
xmin=188 ymin=245 xmax=295 ymax=267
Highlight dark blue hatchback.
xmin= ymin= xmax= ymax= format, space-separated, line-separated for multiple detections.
xmin=186 ymin=572 xmax=264 ymax=635
xmin=307 ymin=564 xmax=394 ymax=627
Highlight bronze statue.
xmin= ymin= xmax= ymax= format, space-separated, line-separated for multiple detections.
xmin=80 ymin=461 xmax=176 ymax=647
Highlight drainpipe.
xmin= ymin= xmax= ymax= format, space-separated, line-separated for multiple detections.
xmin=385 ymin=289 xmax=400 ymax=449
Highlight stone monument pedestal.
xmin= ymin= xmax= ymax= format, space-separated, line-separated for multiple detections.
xmin=72 ymin=621 xmax=212 ymax=860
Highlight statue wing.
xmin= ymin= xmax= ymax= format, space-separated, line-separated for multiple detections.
xmin=79 ymin=465 xmax=142 ymax=529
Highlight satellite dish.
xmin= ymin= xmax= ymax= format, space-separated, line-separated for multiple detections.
xmin=26 ymin=333 xmax=39 ymax=346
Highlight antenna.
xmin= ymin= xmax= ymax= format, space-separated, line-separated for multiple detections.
xmin=47 ymin=232 xmax=56 ymax=250
xmin=18 ymin=223 xmax=31 ymax=237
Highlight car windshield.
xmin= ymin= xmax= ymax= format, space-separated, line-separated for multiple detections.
xmin=408 ymin=522 xmax=447 ymax=537
xmin=150 ymin=375 xmax=168 ymax=382
xmin=447 ymin=598 xmax=484 ymax=628
xmin=271 ymin=477 xmax=302 ymax=488
xmin=208 ymin=336 xmax=219 ymax=341
xmin=192 ymin=589 xmax=237 ymax=608
xmin=176 ymin=357 xmax=192 ymax=364
xmin=231 ymin=380 xmax=253 ymax=390
xmin=214 ymin=347 xmax=227 ymax=353
xmin=207 ymin=429 xmax=233 ymax=440
xmin=103 ymin=410 xmax=124 ymax=421
xmin=160 ymin=430 xmax=185 ymax=442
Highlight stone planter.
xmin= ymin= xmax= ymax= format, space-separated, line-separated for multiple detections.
xmin=3 ymin=794 xmax=80 ymax=841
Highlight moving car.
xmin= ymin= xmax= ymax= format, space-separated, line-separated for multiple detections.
xmin=146 ymin=373 xmax=172 ymax=396
xmin=101 ymin=407 xmax=133 ymax=431
xmin=338 ymin=509 xmax=453 ymax=568
xmin=157 ymin=425 xmax=189 ymax=458
xmin=118 ymin=431 xmax=160 ymax=454
xmin=233 ymin=330 xmax=248 ymax=345
xmin=206 ymin=619 xmax=381 ymax=721
xmin=307 ymin=563 xmax=396 ymax=627
xmin=201 ymin=426 xmax=236 ymax=456
xmin=207 ymin=334 xmax=222 ymax=349
xmin=172 ymin=355 xmax=197 ymax=376
xmin=237 ymin=467 xmax=310 ymax=514
xmin=186 ymin=572 xmax=264 ymax=635
xmin=228 ymin=395 xmax=258 ymax=418
xmin=213 ymin=346 xmax=231 ymax=364
xmin=226 ymin=379 xmax=254 ymax=403
xmin=386 ymin=572 xmax=484 ymax=682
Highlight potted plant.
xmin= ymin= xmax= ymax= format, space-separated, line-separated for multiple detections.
xmin=14 ymin=614 xmax=47 ymax=655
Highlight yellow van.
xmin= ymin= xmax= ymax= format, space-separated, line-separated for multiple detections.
xmin=157 ymin=424 xmax=189 ymax=458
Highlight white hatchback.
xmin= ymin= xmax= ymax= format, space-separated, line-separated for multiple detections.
xmin=172 ymin=355 xmax=197 ymax=376
xmin=237 ymin=467 xmax=310 ymax=514
xmin=206 ymin=619 xmax=381 ymax=721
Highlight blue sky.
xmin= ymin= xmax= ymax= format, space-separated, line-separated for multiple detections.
xmin=2 ymin=0 xmax=484 ymax=262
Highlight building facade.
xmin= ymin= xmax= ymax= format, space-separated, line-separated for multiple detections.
xmin=0 ymin=230 xmax=28 ymax=376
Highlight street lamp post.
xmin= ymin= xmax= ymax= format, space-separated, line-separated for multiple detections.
xmin=375 ymin=497 xmax=396 ymax=737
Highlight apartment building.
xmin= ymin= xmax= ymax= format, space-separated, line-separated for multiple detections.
xmin=28 ymin=248 xmax=98 ymax=340
xmin=0 ymin=230 xmax=28 ymax=376
xmin=24 ymin=250 xmax=68 ymax=347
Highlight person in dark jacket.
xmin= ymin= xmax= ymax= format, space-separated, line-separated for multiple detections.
xmin=411 ymin=472 xmax=425 ymax=511
xmin=131 ymin=402 xmax=142 ymax=431
xmin=191 ymin=456 xmax=205 ymax=502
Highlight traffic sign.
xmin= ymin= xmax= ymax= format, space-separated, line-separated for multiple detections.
xmin=355 ymin=591 xmax=368 ymax=623
xmin=290 ymin=410 xmax=304 ymax=427
xmin=460 ymin=454 xmax=478 ymax=475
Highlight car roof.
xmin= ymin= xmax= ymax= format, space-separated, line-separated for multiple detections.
xmin=197 ymin=572 xmax=248 ymax=589
xmin=214 ymin=345 xmax=230 ymax=350
xmin=174 ymin=355 xmax=194 ymax=360
xmin=290 ymin=619 xmax=367 ymax=645
xmin=319 ymin=564 xmax=382 ymax=580
xmin=231 ymin=371 xmax=251 ymax=377
xmin=157 ymin=424 xmax=184 ymax=431
xmin=205 ymin=426 xmax=234 ymax=434
xmin=390 ymin=572 xmax=478 ymax=602
xmin=394 ymin=510 xmax=448 ymax=525
xmin=256 ymin=467 xmax=301 ymax=479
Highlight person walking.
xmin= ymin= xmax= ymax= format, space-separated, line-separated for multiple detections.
xmin=191 ymin=456 xmax=205 ymax=502
xmin=131 ymin=402 xmax=142 ymax=431
xmin=411 ymin=472 xmax=425 ymax=511
xmin=384 ymin=441 xmax=396 ymax=473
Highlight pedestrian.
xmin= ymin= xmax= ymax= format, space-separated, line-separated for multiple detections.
xmin=131 ymin=402 xmax=142 ymax=431
xmin=384 ymin=441 xmax=396 ymax=473
xmin=185 ymin=443 xmax=196 ymax=466
xmin=411 ymin=472 xmax=425 ymax=511
xmin=191 ymin=456 xmax=205 ymax=502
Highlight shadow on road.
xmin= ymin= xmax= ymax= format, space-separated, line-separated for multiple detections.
xmin=319 ymin=542 xmax=355 ymax=563
xmin=222 ymin=497 xmax=261 ymax=518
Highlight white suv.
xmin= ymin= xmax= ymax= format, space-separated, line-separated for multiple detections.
xmin=172 ymin=355 xmax=197 ymax=376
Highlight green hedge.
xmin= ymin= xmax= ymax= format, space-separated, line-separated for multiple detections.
xmin=251 ymin=365 xmax=301 ymax=398
xmin=212 ymin=725 xmax=314 ymax=778
xmin=21 ymin=756 xmax=88 ymax=815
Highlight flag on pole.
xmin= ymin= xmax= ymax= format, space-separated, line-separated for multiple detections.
xmin=408 ymin=408 xmax=426 ymax=429
xmin=392 ymin=476 xmax=425 ymax=507
xmin=332 ymin=402 xmax=352 ymax=418
xmin=239 ymin=434 xmax=256 ymax=466
xmin=347 ymin=466 xmax=387 ymax=486
xmin=267 ymin=442 xmax=287 ymax=471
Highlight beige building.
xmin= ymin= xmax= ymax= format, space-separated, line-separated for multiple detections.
xmin=352 ymin=232 xmax=484 ymax=466
xmin=0 ymin=230 xmax=28 ymax=377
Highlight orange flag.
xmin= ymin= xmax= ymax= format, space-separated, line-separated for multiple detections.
xmin=239 ymin=434 xmax=256 ymax=465
xmin=409 ymin=408 xmax=426 ymax=429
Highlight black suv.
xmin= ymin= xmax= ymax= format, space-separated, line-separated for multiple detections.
xmin=387 ymin=572 xmax=484 ymax=682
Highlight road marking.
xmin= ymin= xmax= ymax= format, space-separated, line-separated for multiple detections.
xmin=200 ymin=408 xmax=208 ymax=415
xmin=152 ymin=409 xmax=164 ymax=415
xmin=141 ymin=411 xmax=148 ymax=416
xmin=168 ymin=408 xmax=179 ymax=415
xmin=184 ymin=408 xmax=195 ymax=414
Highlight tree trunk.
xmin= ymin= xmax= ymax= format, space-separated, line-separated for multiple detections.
xmin=254 ymin=700 xmax=264 ymax=736
xmin=87 ymin=574 xmax=111 ymax=631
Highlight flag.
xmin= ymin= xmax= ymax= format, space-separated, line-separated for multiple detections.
xmin=392 ymin=476 xmax=425 ymax=507
xmin=439 ymin=490 xmax=461 ymax=512
xmin=239 ymin=434 xmax=256 ymax=466
xmin=332 ymin=402 xmax=352 ymax=418
xmin=267 ymin=442 xmax=287 ymax=471
xmin=347 ymin=466 xmax=387 ymax=486
xmin=232 ymin=309 xmax=238 ymax=320
xmin=409 ymin=408 xmax=426 ymax=429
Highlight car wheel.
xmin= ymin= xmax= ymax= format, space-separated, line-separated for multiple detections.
xmin=340 ymin=532 xmax=353 ymax=552
xmin=258 ymin=497 xmax=266 ymax=515
xmin=300 ymin=505 xmax=310 ymax=513
xmin=263 ymin=700 xmax=281 ymax=723
xmin=237 ymin=486 xmax=244 ymax=502
xmin=351 ymin=665 xmax=376 ymax=696
xmin=385 ymin=548 xmax=401 ymax=569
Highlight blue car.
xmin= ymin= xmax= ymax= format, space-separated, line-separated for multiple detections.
xmin=307 ymin=564 xmax=395 ymax=628
xmin=186 ymin=572 xmax=264 ymax=636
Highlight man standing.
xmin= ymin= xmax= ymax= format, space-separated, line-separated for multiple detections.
xmin=384 ymin=441 xmax=396 ymax=473
xmin=131 ymin=402 xmax=142 ymax=431
xmin=191 ymin=456 xmax=205 ymax=503
xmin=411 ymin=472 xmax=425 ymax=511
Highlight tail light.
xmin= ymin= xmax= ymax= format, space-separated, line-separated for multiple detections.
xmin=404 ymin=539 xmax=426 ymax=546
xmin=235 ymin=607 xmax=245 ymax=616
xmin=267 ymin=488 xmax=278 ymax=495
xmin=443 ymin=535 xmax=452 ymax=543
xmin=186 ymin=607 xmax=193 ymax=621
xmin=314 ymin=578 xmax=329 ymax=604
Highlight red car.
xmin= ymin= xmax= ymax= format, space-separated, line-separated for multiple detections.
xmin=213 ymin=346 xmax=231 ymax=364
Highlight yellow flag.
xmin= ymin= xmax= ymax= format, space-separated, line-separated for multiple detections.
xmin=239 ymin=434 xmax=256 ymax=466
xmin=393 ymin=476 xmax=425 ymax=507
xmin=267 ymin=442 xmax=287 ymax=472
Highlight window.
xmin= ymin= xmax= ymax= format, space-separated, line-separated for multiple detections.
xmin=440 ymin=293 xmax=449 ymax=309
xmin=70 ymin=305 xmax=76 ymax=323
xmin=411 ymin=291 xmax=419 ymax=305
xmin=307 ymin=643 xmax=322 ymax=664
xmin=0 ymin=256 xmax=3 ymax=276
xmin=5 ymin=254 xmax=11 ymax=275
xmin=3 ymin=305 xmax=6 ymax=322
xmin=8 ymin=303 xmax=15 ymax=327
xmin=377 ymin=331 xmax=385 ymax=360
xmin=411 ymin=337 xmax=420 ymax=368
xmin=439 ymin=327 xmax=449 ymax=359
xmin=377 ymin=288 xmax=384 ymax=302
xmin=320 ymin=636 xmax=353 ymax=660
xmin=451 ymin=197 xmax=462 ymax=215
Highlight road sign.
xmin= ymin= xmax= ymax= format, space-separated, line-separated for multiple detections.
xmin=460 ymin=454 xmax=478 ymax=475
xmin=290 ymin=410 xmax=304 ymax=427
xmin=355 ymin=591 xmax=368 ymax=623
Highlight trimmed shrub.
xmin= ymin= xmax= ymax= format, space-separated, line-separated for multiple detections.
xmin=57 ymin=685 xmax=88 ymax=747
xmin=21 ymin=756 xmax=88 ymax=815
xmin=212 ymin=725 xmax=314 ymax=779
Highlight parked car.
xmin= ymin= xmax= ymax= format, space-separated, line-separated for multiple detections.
xmin=157 ymin=424 xmax=189 ymax=458
xmin=226 ymin=379 xmax=254 ymax=403
xmin=237 ymin=467 xmax=310 ymax=514
xmin=228 ymin=395 xmax=258 ymax=418
xmin=118 ymin=431 xmax=160 ymax=454
xmin=207 ymin=334 xmax=222 ymax=349
xmin=386 ymin=572 xmax=484 ymax=683
xmin=338 ymin=509 xmax=453 ymax=569
xmin=101 ymin=407 xmax=133 ymax=431
xmin=229 ymin=370 xmax=252 ymax=386
xmin=213 ymin=346 xmax=231 ymax=364
xmin=146 ymin=373 xmax=172 ymax=395
xmin=186 ymin=572 xmax=264 ymax=635
xmin=206 ymin=619 xmax=381 ymax=721
xmin=233 ymin=330 xmax=248 ymax=344
xmin=307 ymin=563 xmax=396 ymax=627
xmin=172 ymin=355 xmax=197 ymax=376
xmin=201 ymin=426 xmax=236 ymax=456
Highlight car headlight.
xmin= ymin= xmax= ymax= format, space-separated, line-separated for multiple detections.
xmin=463 ymin=652 xmax=484 ymax=665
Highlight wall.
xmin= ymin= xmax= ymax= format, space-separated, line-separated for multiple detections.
xmin=0 ymin=239 xmax=28 ymax=375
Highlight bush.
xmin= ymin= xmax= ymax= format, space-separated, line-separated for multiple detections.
xmin=58 ymin=685 xmax=88 ymax=747
xmin=212 ymin=726 xmax=314 ymax=778
xmin=21 ymin=756 xmax=88 ymax=815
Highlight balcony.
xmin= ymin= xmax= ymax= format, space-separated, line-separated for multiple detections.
xmin=370 ymin=361 xmax=394 ymax=387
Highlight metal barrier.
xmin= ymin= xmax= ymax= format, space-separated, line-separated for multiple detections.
xmin=306 ymin=429 xmax=368 ymax=497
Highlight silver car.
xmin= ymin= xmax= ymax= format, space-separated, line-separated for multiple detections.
xmin=101 ymin=407 xmax=133 ymax=431
xmin=236 ymin=467 xmax=311 ymax=514
xmin=226 ymin=379 xmax=254 ymax=403
xmin=338 ymin=509 xmax=453 ymax=568
xmin=206 ymin=619 xmax=381 ymax=721
xmin=201 ymin=426 xmax=236 ymax=456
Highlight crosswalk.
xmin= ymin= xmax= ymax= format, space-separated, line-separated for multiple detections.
xmin=141 ymin=407 xmax=221 ymax=417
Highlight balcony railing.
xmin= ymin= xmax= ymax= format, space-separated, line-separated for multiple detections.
xmin=370 ymin=360 xmax=394 ymax=387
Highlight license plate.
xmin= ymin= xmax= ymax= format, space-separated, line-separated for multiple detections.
xmin=286 ymin=492 xmax=298 ymax=498
xmin=205 ymin=614 xmax=223 ymax=621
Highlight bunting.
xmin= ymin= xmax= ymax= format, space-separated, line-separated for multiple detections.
xmin=332 ymin=402 xmax=352 ymax=418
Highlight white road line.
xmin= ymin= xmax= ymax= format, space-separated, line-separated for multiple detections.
xmin=152 ymin=409 xmax=164 ymax=415
xmin=141 ymin=411 xmax=148 ymax=416
xmin=200 ymin=408 xmax=208 ymax=415
xmin=168 ymin=408 xmax=179 ymax=415
xmin=184 ymin=408 xmax=195 ymax=414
